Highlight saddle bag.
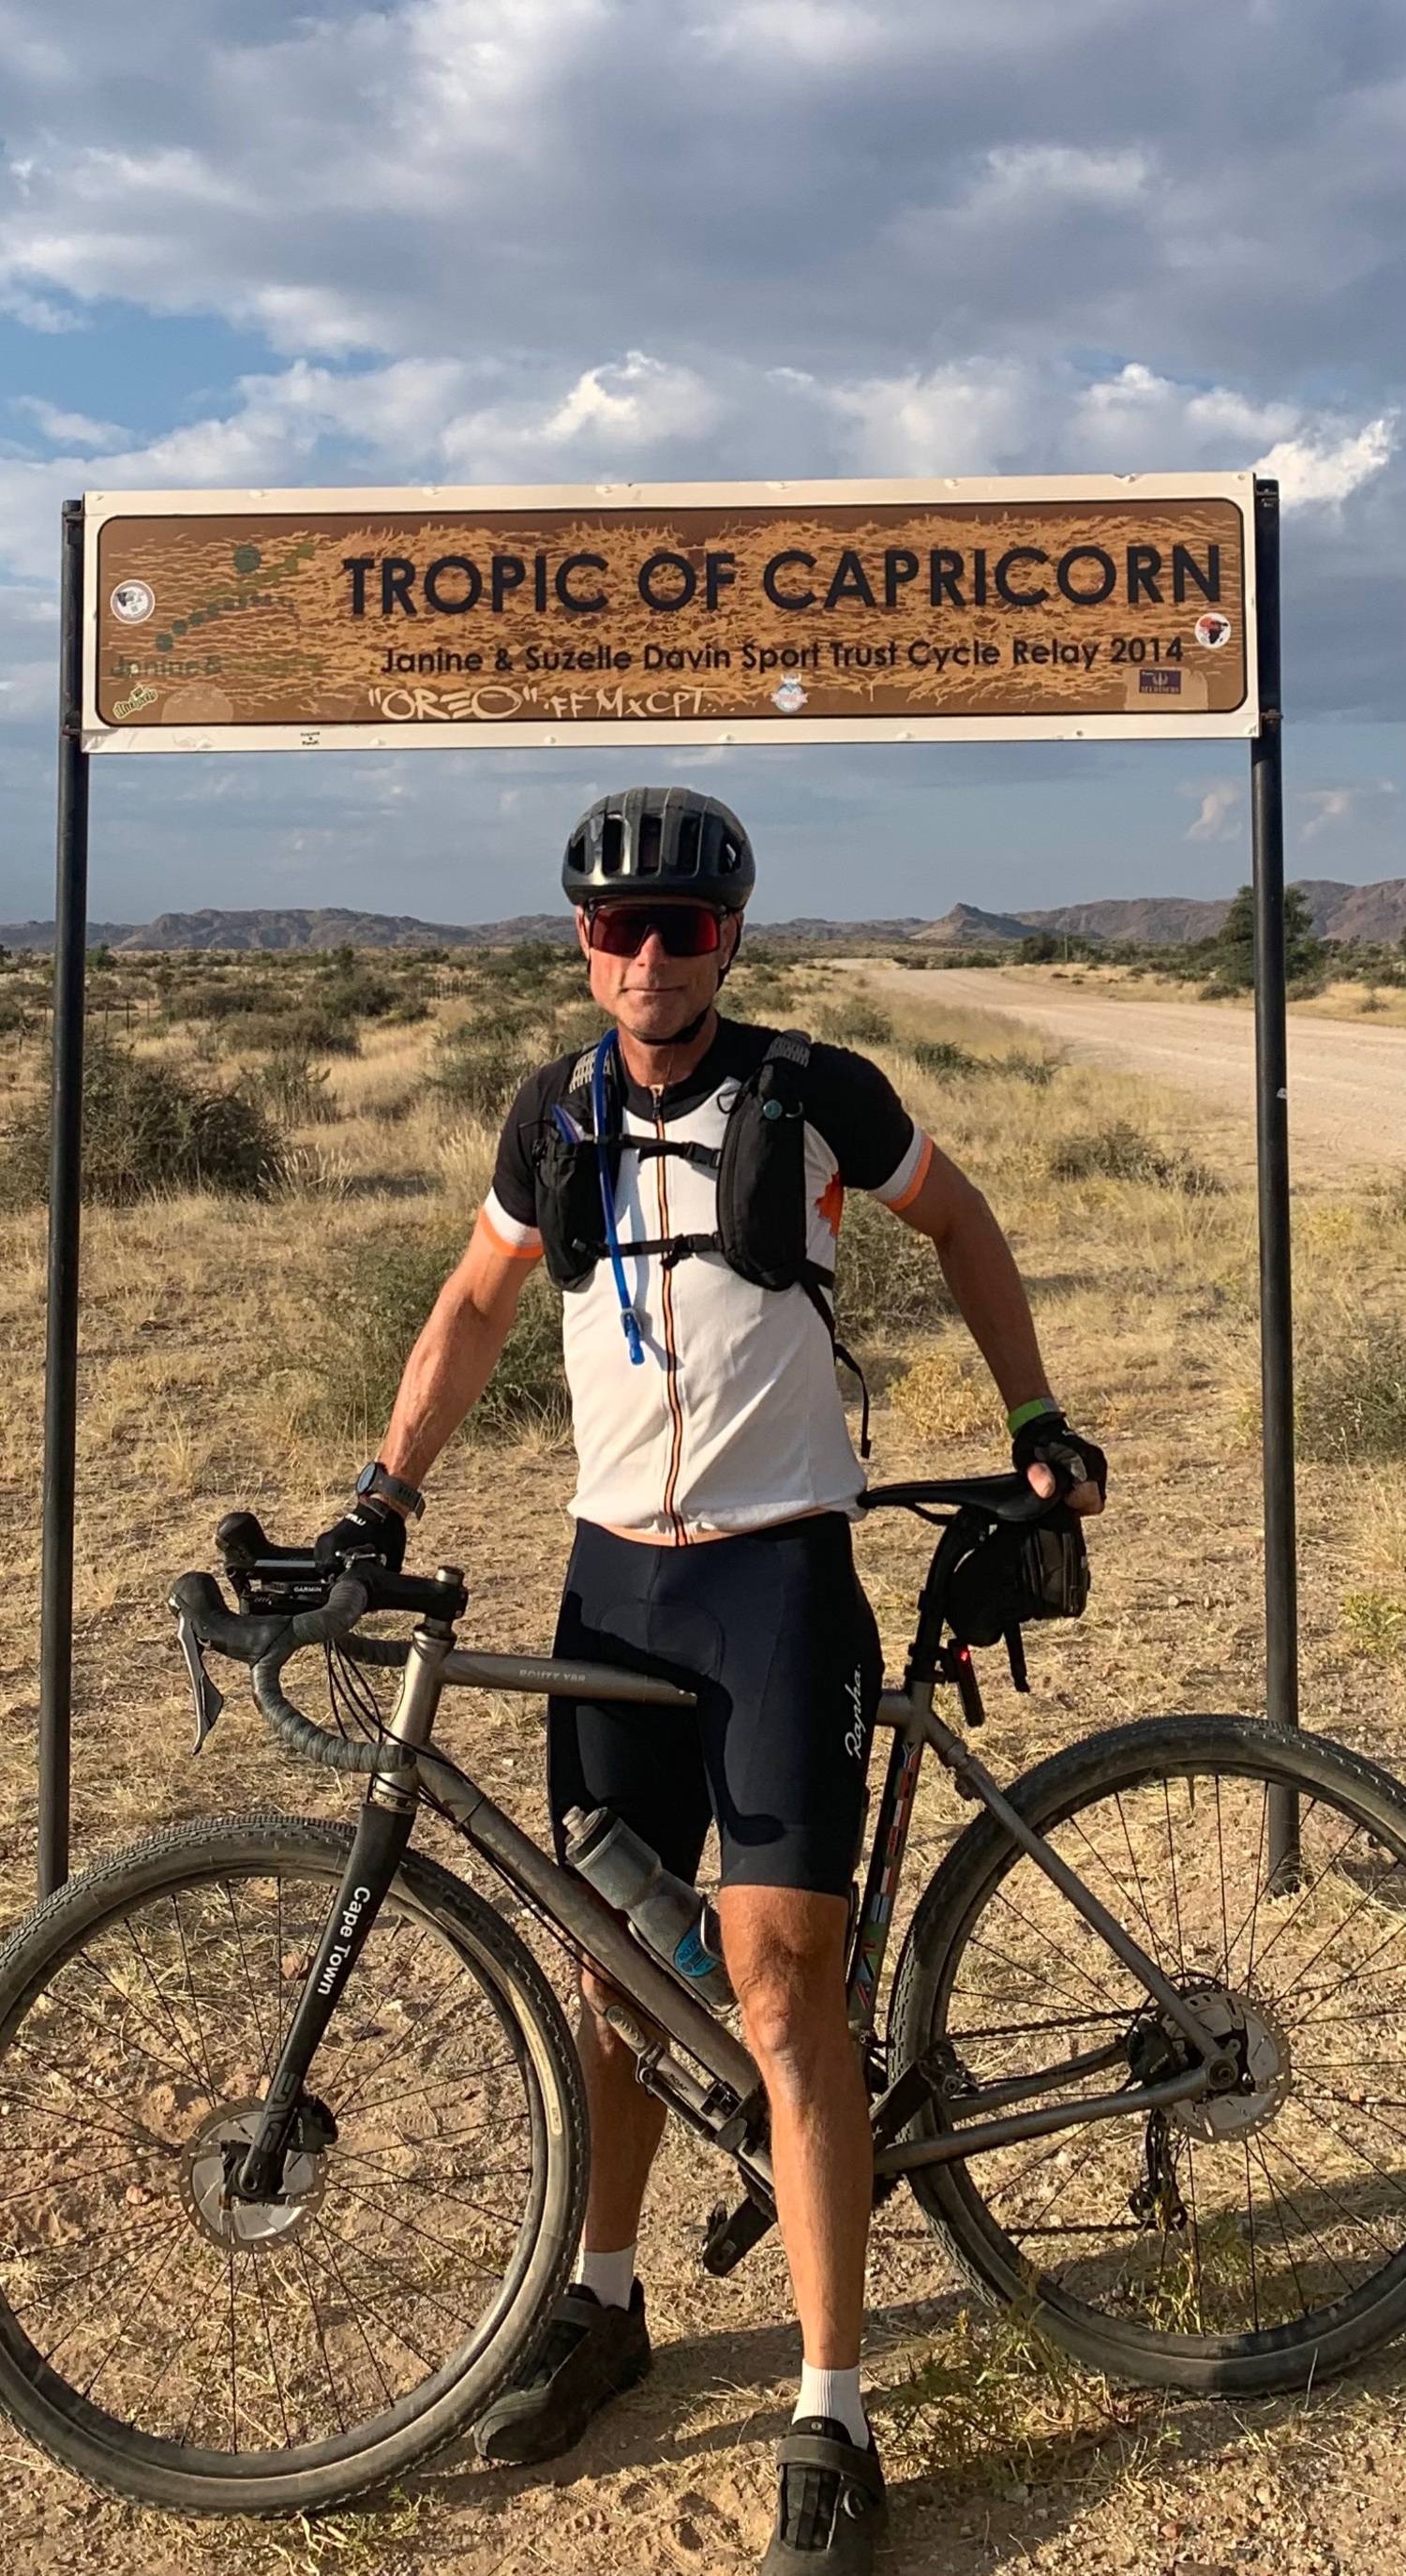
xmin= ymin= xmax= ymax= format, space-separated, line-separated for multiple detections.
xmin=946 ymin=1507 xmax=1091 ymax=1651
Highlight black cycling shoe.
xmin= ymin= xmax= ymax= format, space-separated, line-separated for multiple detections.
xmin=761 ymin=2418 xmax=889 ymax=2572
xmin=472 ymin=2282 xmax=651 ymax=2466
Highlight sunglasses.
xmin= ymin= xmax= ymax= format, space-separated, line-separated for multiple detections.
xmin=586 ymin=904 xmax=723 ymax=959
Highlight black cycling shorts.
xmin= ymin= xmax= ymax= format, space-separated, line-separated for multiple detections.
xmin=546 ymin=1513 xmax=883 ymax=1899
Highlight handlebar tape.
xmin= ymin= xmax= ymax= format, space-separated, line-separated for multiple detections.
xmin=169 ymin=1571 xmax=412 ymax=1775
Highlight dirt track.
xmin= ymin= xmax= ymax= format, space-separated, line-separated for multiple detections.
xmin=861 ymin=968 xmax=1406 ymax=1181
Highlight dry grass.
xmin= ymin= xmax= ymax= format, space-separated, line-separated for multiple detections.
xmin=2 ymin=952 xmax=1406 ymax=2573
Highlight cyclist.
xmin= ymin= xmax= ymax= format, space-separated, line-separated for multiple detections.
xmin=317 ymin=786 xmax=1106 ymax=2572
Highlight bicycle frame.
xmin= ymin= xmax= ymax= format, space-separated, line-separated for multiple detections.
xmin=230 ymin=1525 xmax=1229 ymax=2214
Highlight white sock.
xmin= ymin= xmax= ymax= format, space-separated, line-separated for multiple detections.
xmin=574 ymin=2243 xmax=636 ymax=2310
xmin=794 ymin=2362 xmax=869 ymax=2447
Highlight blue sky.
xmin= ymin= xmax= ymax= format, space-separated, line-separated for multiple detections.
xmin=1 ymin=0 xmax=1401 ymax=926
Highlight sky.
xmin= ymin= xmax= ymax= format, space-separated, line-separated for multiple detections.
xmin=0 ymin=0 xmax=1402 ymax=927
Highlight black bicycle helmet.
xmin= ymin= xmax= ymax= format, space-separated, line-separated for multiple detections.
xmin=562 ymin=786 xmax=755 ymax=909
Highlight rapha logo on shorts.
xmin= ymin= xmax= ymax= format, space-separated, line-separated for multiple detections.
xmin=844 ymin=1667 xmax=865 ymax=1760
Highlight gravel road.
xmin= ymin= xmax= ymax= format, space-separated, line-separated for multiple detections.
xmin=864 ymin=967 xmax=1406 ymax=1179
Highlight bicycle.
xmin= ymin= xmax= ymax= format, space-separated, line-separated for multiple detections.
xmin=4 ymin=1475 xmax=1406 ymax=2517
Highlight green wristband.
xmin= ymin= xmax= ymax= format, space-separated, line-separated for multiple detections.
xmin=1008 ymin=1395 xmax=1064 ymax=1435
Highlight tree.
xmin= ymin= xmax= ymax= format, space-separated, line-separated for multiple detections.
xmin=1206 ymin=885 xmax=1323 ymax=992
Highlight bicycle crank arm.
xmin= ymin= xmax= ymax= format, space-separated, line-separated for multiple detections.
xmin=872 ymin=2064 xmax=1207 ymax=2176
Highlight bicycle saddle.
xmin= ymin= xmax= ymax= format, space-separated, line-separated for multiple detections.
xmin=860 ymin=1474 xmax=1048 ymax=1524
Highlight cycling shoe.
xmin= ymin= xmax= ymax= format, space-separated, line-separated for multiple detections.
xmin=761 ymin=2417 xmax=889 ymax=2571
xmin=473 ymin=2282 xmax=651 ymax=2466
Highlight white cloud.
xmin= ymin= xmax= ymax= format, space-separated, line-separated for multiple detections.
xmin=1298 ymin=787 xmax=1355 ymax=842
xmin=1184 ymin=783 xmax=1241 ymax=844
xmin=1254 ymin=417 xmax=1398 ymax=510
xmin=11 ymin=396 xmax=127 ymax=450
xmin=819 ymin=359 xmax=1036 ymax=475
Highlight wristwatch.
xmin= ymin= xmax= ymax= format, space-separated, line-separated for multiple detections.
xmin=355 ymin=1460 xmax=426 ymax=1520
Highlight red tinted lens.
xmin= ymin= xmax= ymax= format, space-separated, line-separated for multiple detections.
xmin=589 ymin=906 xmax=721 ymax=958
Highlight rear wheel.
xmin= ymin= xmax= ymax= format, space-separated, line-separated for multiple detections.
xmin=890 ymin=1717 xmax=1406 ymax=2392
xmin=0 ymin=1816 xmax=587 ymax=2513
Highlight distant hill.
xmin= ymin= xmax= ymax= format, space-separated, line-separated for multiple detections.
xmin=3 ymin=879 xmax=1402 ymax=953
xmin=1020 ymin=896 xmax=1231 ymax=944
xmin=918 ymin=903 xmax=1036 ymax=945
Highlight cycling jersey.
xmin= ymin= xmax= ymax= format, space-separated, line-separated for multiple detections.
xmin=486 ymin=1017 xmax=934 ymax=1542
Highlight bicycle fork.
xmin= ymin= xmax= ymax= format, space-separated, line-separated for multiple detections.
xmin=226 ymin=1618 xmax=449 ymax=2207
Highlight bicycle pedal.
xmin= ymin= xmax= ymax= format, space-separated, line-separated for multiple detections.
xmin=702 ymin=2191 xmax=774 ymax=2276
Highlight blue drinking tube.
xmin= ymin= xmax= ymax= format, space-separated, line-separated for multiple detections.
xmin=590 ymin=1032 xmax=644 ymax=1366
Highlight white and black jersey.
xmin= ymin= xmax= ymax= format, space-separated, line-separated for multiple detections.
xmin=485 ymin=1017 xmax=934 ymax=1543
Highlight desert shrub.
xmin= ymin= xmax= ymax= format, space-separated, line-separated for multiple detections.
xmin=1049 ymin=1120 xmax=1220 ymax=1195
xmin=907 ymin=1038 xmax=981 ymax=1078
xmin=817 ymin=997 xmax=895 ymax=1048
xmin=1002 ymin=1049 xmax=1059 ymax=1087
xmin=1 ymin=1044 xmax=285 ymax=1206
xmin=254 ymin=1052 xmax=339 ymax=1126
xmin=1340 ymin=1591 xmax=1406 ymax=1661
xmin=232 ymin=1007 xmax=362 ymax=1057
xmin=1297 ymin=1320 xmax=1406 ymax=1464
xmin=833 ymin=1191 xmax=950 ymax=1340
xmin=430 ymin=1029 xmax=532 ymax=1117
xmin=319 ymin=1227 xmax=567 ymax=1445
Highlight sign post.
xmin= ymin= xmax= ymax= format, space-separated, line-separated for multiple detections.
xmin=1249 ymin=479 xmax=1300 ymax=1880
xmin=37 ymin=501 xmax=90 ymax=1900
xmin=38 ymin=471 xmax=1284 ymax=1892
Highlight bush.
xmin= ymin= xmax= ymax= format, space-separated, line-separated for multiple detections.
xmin=1 ymin=1044 xmax=285 ymax=1206
xmin=833 ymin=1191 xmax=950 ymax=1340
xmin=254 ymin=1052 xmax=339 ymax=1126
xmin=907 ymin=1038 xmax=981 ymax=1078
xmin=1049 ymin=1120 xmax=1220 ymax=1195
xmin=430 ymin=1029 xmax=531 ymax=1117
xmin=817 ymin=997 xmax=895 ymax=1048
xmin=1297 ymin=1322 xmax=1406 ymax=1464
xmin=318 ymin=1227 xmax=568 ymax=1447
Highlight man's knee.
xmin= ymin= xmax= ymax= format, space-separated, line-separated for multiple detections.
xmin=718 ymin=1889 xmax=848 ymax=2089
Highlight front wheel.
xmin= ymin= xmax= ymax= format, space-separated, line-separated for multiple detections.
xmin=890 ymin=1716 xmax=1406 ymax=2393
xmin=0 ymin=1815 xmax=588 ymax=2514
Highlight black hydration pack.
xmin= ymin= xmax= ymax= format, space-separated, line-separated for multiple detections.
xmin=531 ymin=1029 xmax=871 ymax=1452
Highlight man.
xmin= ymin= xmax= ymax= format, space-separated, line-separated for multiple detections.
xmin=319 ymin=786 xmax=1105 ymax=2572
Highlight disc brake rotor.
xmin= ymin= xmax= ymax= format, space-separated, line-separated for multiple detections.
xmin=1171 ymin=1987 xmax=1294 ymax=2143
xmin=179 ymin=2097 xmax=329 ymax=2250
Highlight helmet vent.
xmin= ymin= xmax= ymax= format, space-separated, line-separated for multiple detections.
xmin=566 ymin=832 xmax=586 ymax=877
xmin=674 ymin=812 xmax=701 ymax=876
xmin=637 ymin=814 xmax=663 ymax=876
xmin=600 ymin=816 xmax=624 ymax=875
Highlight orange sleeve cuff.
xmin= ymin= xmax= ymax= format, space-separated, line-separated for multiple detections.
xmin=887 ymin=1131 xmax=935 ymax=1214
xmin=477 ymin=1206 xmax=544 ymax=1262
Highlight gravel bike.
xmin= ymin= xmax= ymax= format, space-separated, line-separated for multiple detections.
xmin=5 ymin=1475 xmax=1406 ymax=2516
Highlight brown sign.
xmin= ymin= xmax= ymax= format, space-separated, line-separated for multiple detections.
xmin=83 ymin=478 xmax=1256 ymax=749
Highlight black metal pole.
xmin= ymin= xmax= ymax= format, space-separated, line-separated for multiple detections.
xmin=37 ymin=500 xmax=90 ymax=1899
xmin=1250 ymin=478 xmax=1300 ymax=1880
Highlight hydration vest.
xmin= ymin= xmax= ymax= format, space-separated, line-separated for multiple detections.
xmin=531 ymin=1029 xmax=871 ymax=1455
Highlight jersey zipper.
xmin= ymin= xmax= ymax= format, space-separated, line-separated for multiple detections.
xmin=652 ymin=1089 xmax=689 ymax=1544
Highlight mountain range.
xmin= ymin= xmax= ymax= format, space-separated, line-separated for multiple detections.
xmin=2 ymin=880 xmax=1403 ymax=953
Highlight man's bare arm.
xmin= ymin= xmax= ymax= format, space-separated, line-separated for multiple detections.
xmin=895 ymin=1146 xmax=1101 ymax=1513
xmin=378 ymin=1213 xmax=538 ymax=1497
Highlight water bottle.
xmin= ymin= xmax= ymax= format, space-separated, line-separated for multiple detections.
xmin=563 ymin=1805 xmax=735 ymax=2009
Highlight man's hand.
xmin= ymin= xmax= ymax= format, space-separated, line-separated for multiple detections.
xmin=314 ymin=1497 xmax=408 ymax=1573
xmin=1011 ymin=1412 xmax=1107 ymax=1518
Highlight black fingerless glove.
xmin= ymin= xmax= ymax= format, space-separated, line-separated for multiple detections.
xmin=314 ymin=1496 xmax=408 ymax=1573
xmin=1011 ymin=1410 xmax=1108 ymax=1504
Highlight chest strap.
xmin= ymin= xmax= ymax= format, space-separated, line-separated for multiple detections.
xmin=583 ymin=1030 xmax=871 ymax=1456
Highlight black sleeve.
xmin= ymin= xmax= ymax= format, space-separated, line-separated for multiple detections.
xmin=489 ymin=1057 xmax=575 ymax=1227
xmin=803 ymin=1043 xmax=918 ymax=1190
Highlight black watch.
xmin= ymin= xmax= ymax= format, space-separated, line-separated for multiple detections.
xmin=355 ymin=1460 xmax=426 ymax=1520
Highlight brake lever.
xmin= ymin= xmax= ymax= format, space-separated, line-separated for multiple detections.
xmin=174 ymin=1610 xmax=226 ymax=1752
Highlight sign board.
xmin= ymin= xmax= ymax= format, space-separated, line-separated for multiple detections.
xmin=82 ymin=473 xmax=1258 ymax=752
